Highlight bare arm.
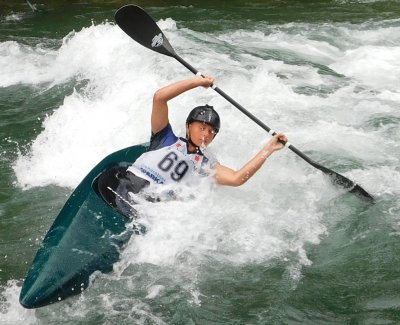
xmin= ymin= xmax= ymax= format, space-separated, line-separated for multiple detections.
xmin=151 ymin=75 xmax=214 ymax=134
xmin=215 ymin=133 xmax=288 ymax=186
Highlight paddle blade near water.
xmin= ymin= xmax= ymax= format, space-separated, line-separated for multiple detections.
xmin=115 ymin=5 xmax=176 ymax=58
xmin=317 ymin=162 xmax=374 ymax=202
xmin=289 ymin=145 xmax=375 ymax=203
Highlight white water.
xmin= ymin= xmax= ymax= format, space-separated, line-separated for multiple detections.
xmin=2 ymin=16 xmax=400 ymax=323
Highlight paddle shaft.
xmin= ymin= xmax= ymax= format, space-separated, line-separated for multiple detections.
xmin=175 ymin=53 xmax=375 ymax=200
xmin=174 ymin=54 xmax=321 ymax=169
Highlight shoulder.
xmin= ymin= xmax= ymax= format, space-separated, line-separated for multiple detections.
xmin=149 ymin=123 xmax=178 ymax=151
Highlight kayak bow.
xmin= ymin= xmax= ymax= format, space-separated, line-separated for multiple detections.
xmin=20 ymin=143 xmax=147 ymax=309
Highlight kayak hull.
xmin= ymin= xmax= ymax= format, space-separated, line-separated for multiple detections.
xmin=19 ymin=143 xmax=148 ymax=309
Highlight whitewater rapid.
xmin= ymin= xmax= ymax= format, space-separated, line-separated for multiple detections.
xmin=1 ymin=13 xmax=399 ymax=323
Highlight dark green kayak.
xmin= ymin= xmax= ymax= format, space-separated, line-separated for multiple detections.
xmin=19 ymin=143 xmax=148 ymax=309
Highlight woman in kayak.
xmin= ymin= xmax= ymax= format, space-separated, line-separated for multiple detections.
xmin=97 ymin=75 xmax=287 ymax=216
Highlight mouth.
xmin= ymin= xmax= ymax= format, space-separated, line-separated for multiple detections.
xmin=199 ymin=137 xmax=208 ymax=150
xmin=191 ymin=138 xmax=207 ymax=148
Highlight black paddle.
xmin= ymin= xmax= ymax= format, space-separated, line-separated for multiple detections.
xmin=115 ymin=5 xmax=374 ymax=203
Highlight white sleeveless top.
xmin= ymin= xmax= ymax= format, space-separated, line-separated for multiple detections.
xmin=127 ymin=138 xmax=214 ymax=185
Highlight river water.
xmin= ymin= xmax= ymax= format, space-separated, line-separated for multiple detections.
xmin=1 ymin=1 xmax=400 ymax=324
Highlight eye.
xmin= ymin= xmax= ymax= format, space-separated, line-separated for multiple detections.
xmin=197 ymin=124 xmax=215 ymax=136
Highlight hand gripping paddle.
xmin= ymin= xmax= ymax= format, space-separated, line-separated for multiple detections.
xmin=115 ymin=5 xmax=374 ymax=203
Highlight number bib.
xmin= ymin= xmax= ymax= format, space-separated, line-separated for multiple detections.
xmin=127 ymin=139 xmax=205 ymax=184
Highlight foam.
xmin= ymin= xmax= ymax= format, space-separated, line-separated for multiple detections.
xmin=4 ymin=15 xmax=399 ymax=320
xmin=0 ymin=281 xmax=36 ymax=324
xmin=117 ymin=158 xmax=328 ymax=269
xmin=330 ymin=46 xmax=400 ymax=91
xmin=3 ymin=13 xmax=24 ymax=22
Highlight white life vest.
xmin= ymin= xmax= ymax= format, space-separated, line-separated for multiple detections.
xmin=127 ymin=138 xmax=206 ymax=185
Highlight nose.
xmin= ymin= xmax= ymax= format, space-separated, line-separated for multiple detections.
xmin=200 ymin=130 xmax=214 ymax=142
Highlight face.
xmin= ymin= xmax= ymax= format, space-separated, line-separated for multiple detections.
xmin=186 ymin=121 xmax=217 ymax=148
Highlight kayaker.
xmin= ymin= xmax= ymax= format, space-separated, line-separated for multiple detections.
xmin=97 ymin=75 xmax=288 ymax=216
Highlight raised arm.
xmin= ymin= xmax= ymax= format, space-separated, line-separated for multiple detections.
xmin=215 ymin=133 xmax=288 ymax=186
xmin=151 ymin=75 xmax=214 ymax=134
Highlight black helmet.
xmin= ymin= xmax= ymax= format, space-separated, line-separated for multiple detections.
xmin=186 ymin=105 xmax=220 ymax=134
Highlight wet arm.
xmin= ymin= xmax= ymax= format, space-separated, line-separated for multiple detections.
xmin=215 ymin=133 xmax=287 ymax=186
xmin=151 ymin=76 xmax=214 ymax=133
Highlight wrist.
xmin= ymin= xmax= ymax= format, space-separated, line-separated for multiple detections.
xmin=261 ymin=145 xmax=273 ymax=159
xmin=264 ymin=142 xmax=275 ymax=151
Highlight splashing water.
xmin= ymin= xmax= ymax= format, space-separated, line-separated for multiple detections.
xmin=1 ymin=2 xmax=400 ymax=323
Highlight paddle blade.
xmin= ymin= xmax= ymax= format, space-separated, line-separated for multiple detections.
xmin=288 ymin=145 xmax=374 ymax=202
xmin=320 ymin=165 xmax=374 ymax=202
xmin=115 ymin=5 xmax=176 ymax=57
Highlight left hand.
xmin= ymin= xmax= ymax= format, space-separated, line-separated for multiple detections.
xmin=266 ymin=133 xmax=288 ymax=152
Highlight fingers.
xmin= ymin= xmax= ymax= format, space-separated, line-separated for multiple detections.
xmin=273 ymin=133 xmax=288 ymax=149
xmin=195 ymin=75 xmax=214 ymax=87
xmin=274 ymin=133 xmax=287 ymax=142
xmin=202 ymin=75 xmax=214 ymax=87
